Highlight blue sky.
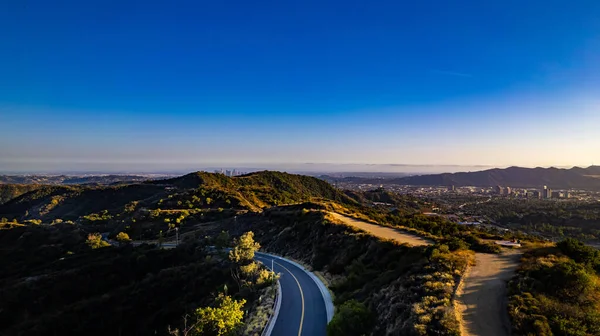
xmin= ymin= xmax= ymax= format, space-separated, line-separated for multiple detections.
xmin=1 ymin=0 xmax=599 ymax=172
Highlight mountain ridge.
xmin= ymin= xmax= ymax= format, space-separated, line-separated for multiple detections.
xmin=390 ymin=165 xmax=600 ymax=189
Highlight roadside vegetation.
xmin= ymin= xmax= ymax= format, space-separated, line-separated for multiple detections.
xmin=0 ymin=222 xmax=274 ymax=335
xmin=227 ymin=207 xmax=472 ymax=335
xmin=508 ymin=238 xmax=600 ymax=335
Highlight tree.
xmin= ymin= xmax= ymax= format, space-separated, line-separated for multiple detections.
xmin=191 ymin=294 xmax=246 ymax=336
xmin=116 ymin=232 xmax=131 ymax=242
xmin=86 ymin=233 xmax=110 ymax=249
xmin=228 ymin=231 xmax=260 ymax=264
xmin=327 ymin=300 xmax=374 ymax=336
xmin=215 ymin=231 xmax=230 ymax=249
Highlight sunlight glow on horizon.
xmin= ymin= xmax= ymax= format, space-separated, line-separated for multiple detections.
xmin=1 ymin=1 xmax=598 ymax=172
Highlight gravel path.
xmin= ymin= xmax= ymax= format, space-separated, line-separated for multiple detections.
xmin=456 ymin=250 xmax=521 ymax=336
xmin=328 ymin=212 xmax=432 ymax=246
xmin=329 ymin=211 xmax=521 ymax=336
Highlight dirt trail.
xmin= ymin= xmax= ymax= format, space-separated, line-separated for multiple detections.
xmin=456 ymin=250 xmax=521 ymax=336
xmin=329 ymin=212 xmax=521 ymax=336
xmin=328 ymin=212 xmax=432 ymax=246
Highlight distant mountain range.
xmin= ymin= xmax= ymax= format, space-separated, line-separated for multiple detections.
xmin=390 ymin=166 xmax=600 ymax=190
xmin=0 ymin=174 xmax=167 ymax=186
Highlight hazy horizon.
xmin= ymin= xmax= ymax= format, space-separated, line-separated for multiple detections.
xmin=2 ymin=1 xmax=599 ymax=171
xmin=1 ymin=162 xmax=596 ymax=176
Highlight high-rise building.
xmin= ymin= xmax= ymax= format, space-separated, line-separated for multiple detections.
xmin=232 ymin=169 xmax=237 ymax=176
xmin=564 ymin=191 xmax=570 ymax=199
xmin=532 ymin=190 xmax=541 ymax=199
xmin=448 ymin=185 xmax=455 ymax=192
xmin=505 ymin=187 xmax=512 ymax=195
xmin=542 ymin=186 xmax=552 ymax=199
xmin=494 ymin=185 xmax=503 ymax=194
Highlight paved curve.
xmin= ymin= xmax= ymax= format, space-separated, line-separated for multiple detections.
xmin=255 ymin=253 xmax=327 ymax=336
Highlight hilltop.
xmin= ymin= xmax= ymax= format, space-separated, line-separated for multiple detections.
xmin=0 ymin=171 xmax=357 ymax=235
xmin=389 ymin=166 xmax=600 ymax=190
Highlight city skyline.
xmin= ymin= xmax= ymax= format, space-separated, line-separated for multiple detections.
xmin=1 ymin=0 xmax=599 ymax=172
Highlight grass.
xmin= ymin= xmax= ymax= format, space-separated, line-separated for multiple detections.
xmin=239 ymin=282 xmax=277 ymax=335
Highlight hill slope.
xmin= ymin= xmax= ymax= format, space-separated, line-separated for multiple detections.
xmin=392 ymin=166 xmax=600 ymax=189
xmin=0 ymin=184 xmax=43 ymax=205
xmin=0 ymin=171 xmax=355 ymax=225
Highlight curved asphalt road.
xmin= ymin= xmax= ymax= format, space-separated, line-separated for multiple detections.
xmin=255 ymin=253 xmax=327 ymax=336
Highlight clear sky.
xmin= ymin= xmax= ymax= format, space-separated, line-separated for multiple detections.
xmin=1 ymin=0 xmax=599 ymax=173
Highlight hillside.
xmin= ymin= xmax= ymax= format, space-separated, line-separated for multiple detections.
xmin=0 ymin=184 xmax=42 ymax=205
xmin=390 ymin=166 xmax=600 ymax=190
xmin=222 ymin=207 xmax=471 ymax=335
xmin=152 ymin=170 xmax=355 ymax=210
xmin=345 ymin=188 xmax=422 ymax=212
xmin=0 ymin=223 xmax=269 ymax=335
xmin=0 ymin=171 xmax=358 ymax=239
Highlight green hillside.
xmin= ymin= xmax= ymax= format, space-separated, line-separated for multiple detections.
xmin=0 ymin=171 xmax=357 ymax=239
xmin=156 ymin=170 xmax=353 ymax=208
xmin=0 ymin=184 xmax=43 ymax=205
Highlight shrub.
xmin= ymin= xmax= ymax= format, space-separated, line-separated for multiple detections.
xmin=86 ymin=233 xmax=110 ymax=249
xmin=192 ymin=293 xmax=246 ymax=336
xmin=116 ymin=232 xmax=131 ymax=242
xmin=327 ymin=300 xmax=374 ymax=336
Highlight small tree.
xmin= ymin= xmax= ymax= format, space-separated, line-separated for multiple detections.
xmin=192 ymin=294 xmax=246 ymax=336
xmin=229 ymin=232 xmax=260 ymax=264
xmin=116 ymin=232 xmax=131 ymax=242
xmin=86 ymin=233 xmax=110 ymax=249
xmin=229 ymin=232 xmax=263 ymax=289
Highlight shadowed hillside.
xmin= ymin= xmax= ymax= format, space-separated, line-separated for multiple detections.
xmin=0 ymin=184 xmax=43 ymax=205
xmin=0 ymin=172 xmax=358 ymax=239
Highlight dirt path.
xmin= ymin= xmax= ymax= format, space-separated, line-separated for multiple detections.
xmin=328 ymin=212 xmax=432 ymax=246
xmin=456 ymin=250 xmax=521 ymax=336
xmin=329 ymin=211 xmax=521 ymax=336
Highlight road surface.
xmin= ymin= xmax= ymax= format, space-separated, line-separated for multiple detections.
xmin=456 ymin=250 xmax=521 ymax=336
xmin=328 ymin=212 xmax=432 ymax=246
xmin=255 ymin=253 xmax=328 ymax=336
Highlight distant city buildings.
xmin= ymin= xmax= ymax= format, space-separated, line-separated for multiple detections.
xmin=213 ymin=169 xmax=247 ymax=177
xmin=542 ymin=185 xmax=552 ymax=199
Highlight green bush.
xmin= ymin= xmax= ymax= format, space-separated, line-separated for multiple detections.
xmin=327 ymin=300 xmax=373 ymax=336
xmin=508 ymin=244 xmax=600 ymax=336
